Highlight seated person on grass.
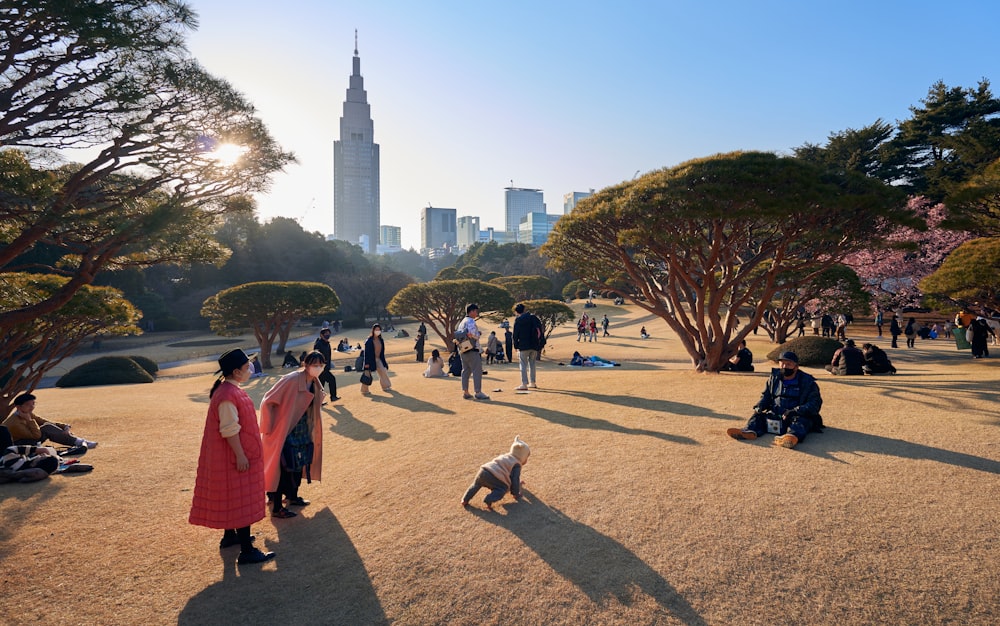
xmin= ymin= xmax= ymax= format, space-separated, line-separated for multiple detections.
xmin=720 ymin=340 xmax=754 ymax=372
xmin=0 ymin=425 xmax=59 ymax=483
xmin=3 ymin=393 xmax=97 ymax=452
xmin=861 ymin=343 xmax=896 ymax=374
xmin=825 ymin=339 xmax=864 ymax=375
xmin=727 ymin=351 xmax=823 ymax=449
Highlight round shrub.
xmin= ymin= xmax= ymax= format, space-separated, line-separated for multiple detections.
xmin=127 ymin=355 xmax=159 ymax=376
xmin=765 ymin=336 xmax=843 ymax=367
xmin=56 ymin=356 xmax=155 ymax=388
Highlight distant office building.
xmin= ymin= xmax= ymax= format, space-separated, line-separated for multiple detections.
xmin=333 ymin=34 xmax=380 ymax=254
xmin=505 ymin=187 xmax=545 ymax=234
xmin=380 ymin=225 xmax=401 ymax=248
xmin=563 ymin=190 xmax=594 ymax=214
xmin=421 ymin=206 xmax=457 ymax=251
xmin=518 ymin=212 xmax=561 ymax=246
xmin=484 ymin=227 xmax=517 ymax=245
xmin=456 ymin=216 xmax=480 ymax=249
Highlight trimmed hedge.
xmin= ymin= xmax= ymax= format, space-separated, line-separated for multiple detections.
xmin=765 ymin=336 xmax=843 ymax=367
xmin=127 ymin=355 xmax=159 ymax=376
xmin=56 ymin=356 xmax=155 ymax=387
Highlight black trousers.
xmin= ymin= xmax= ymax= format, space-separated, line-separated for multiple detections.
xmin=318 ymin=367 xmax=337 ymax=398
xmin=268 ymin=468 xmax=303 ymax=510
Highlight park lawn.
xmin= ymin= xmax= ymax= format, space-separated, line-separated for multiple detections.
xmin=1 ymin=302 xmax=997 ymax=625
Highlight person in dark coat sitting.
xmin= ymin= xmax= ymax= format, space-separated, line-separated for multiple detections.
xmin=825 ymin=339 xmax=864 ymax=375
xmin=721 ymin=340 xmax=754 ymax=372
xmin=861 ymin=343 xmax=896 ymax=374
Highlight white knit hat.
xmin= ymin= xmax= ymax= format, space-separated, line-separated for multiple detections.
xmin=510 ymin=435 xmax=530 ymax=464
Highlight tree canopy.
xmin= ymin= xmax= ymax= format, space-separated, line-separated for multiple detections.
xmin=0 ymin=0 xmax=293 ymax=396
xmin=918 ymin=238 xmax=1000 ymax=312
xmin=201 ymin=282 xmax=339 ymax=368
xmin=387 ymin=279 xmax=514 ymax=348
xmin=544 ymin=151 xmax=907 ymax=371
xmin=490 ymin=275 xmax=554 ymax=301
xmin=0 ymin=273 xmax=140 ymax=413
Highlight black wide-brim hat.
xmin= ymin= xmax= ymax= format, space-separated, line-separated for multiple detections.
xmin=216 ymin=349 xmax=250 ymax=374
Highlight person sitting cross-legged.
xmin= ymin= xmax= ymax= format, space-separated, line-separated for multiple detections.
xmin=727 ymin=351 xmax=823 ymax=449
xmin=825 ymin=339 xmax=864 ymax=375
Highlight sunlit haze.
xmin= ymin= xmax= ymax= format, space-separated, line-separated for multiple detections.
xmin=186 ymin=0 xmax=999 ymax=251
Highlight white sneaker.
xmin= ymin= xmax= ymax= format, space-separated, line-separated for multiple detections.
xmin=528 ymin=383 xmax=537 ymax=389
xmin=515 ymin=385 xmax=528 ymax=391
xmin=85 ymin=440 xmax=99 ymax=449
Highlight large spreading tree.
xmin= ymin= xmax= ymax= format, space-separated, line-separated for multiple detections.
xmin=0 ymin=1 xmax=294 ymax=399
xmin=543 ymin=151 xmax=908 ymax=371
xmin=201 ymin=282 xmax=340 ymax=368
xmin=0 ymin=274 xmax=141 ymax=415
xmin=387 ymin=279 xmax=514 ymax=349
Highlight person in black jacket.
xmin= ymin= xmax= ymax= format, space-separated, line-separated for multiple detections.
xmin=825 ymin=339 xmax=864 ymax=375
xmin=512 ymin=303 xmax=544 ymax=390
xmin=721 ymin=340 xmax=754 ymax=372
xmin=727 ymin=351 xmax=822 ymax=449
xmin=889 ymin=314 xmax=902 ymax=348
xmin=861 ymin=343 xmax=896 ymax=374
xmin=312 ymin=328 xmax=339 ymax=401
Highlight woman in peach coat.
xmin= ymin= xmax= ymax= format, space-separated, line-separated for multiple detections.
xmin=259 ymin=351 xmax=325 ymax=518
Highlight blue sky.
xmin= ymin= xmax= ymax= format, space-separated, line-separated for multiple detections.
xmin=186 ymin=1 xmax=999 ymax=250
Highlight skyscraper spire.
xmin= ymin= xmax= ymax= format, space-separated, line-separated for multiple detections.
xmin=334 ymin=33 xmax=380 ymax=254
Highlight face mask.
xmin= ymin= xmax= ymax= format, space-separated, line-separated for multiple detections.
xmin=781 ymin=367 xmax=796 ymax=377
xmin=374 ymin=330 xmax=381 ymax=336
xmin=308 ymin=365 xmax=324 ymax=377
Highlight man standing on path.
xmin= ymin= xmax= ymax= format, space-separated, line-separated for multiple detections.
xmin=602 ymin=314 xmax=610 ymax=337
xmin=313 ymin=328 xmax=339 ymax=401
xmin=513 ymin=303 xmax=543 ymax=391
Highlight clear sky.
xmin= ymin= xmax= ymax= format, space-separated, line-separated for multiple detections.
xmin=185 ymin=0 xmax=999 ymax=251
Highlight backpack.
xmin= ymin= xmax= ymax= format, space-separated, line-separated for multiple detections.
xmin=533 ymin=315 xmax=546 ymax=351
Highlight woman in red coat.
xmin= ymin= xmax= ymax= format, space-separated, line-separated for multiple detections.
xmin=189 ymin=349 xmax=274 ymax=565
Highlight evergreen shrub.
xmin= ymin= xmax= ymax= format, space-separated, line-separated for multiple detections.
xmin=765 ymin=336 xmax=843 ymax=367
xmin=56 ymin=356 xmax=155 ymax=387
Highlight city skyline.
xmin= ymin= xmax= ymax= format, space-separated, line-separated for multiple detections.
xmin=185 ymin=1 xmax=1000 ymax=251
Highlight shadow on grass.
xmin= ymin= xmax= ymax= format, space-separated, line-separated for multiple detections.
xmin=366 ymin=389 xmax=457 ymax=415
xmin=794 ymin=427 xmax=1000 ymax=474
xmin=178 ymin=507 xmax=387 ymax=625
xmin=472 ymin=491 xmax=706 ymax=625
xmin=324 ymin=404 xmax=390 ymax=441
xmin=545 ymin=389 xmax=740 ymax=421
xmin=490 ymin=400 xmax=700 ymax=444
xmin=816 ymin=374 xmax=999 ymax=417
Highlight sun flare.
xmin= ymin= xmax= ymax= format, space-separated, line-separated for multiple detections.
xmin=209 ymin=142 xmax=247 ymax=166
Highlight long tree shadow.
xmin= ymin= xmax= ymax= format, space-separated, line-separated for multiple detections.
xmin=546 ymin=389 xmax=740 ymax=420
xmin=178 ymin=507 xmax=387 ymax=625
xmin=490 ymin=400 xmax=699 ymax=444
xmin=324 ymin=405 xmax=390 ymax=441
xmin=794 ymin=427 xmax=1000 ymax=474
xmin=366 ymin=390 xmax=456 ymax=415
xmin=819 ymin=375 xmax=1000 ymax=418
xmin=471 ymin=491 xmax=707 ymax=625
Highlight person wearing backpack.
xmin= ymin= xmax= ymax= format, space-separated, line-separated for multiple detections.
xmin=512 ymin=303 xmax=544 ymax=391
xmin=727 ymin=351 xmax=823 ymax=449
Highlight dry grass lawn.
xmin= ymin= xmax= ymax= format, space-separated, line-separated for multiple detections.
xmin=1 ymin=304 xmax=997 ymax=625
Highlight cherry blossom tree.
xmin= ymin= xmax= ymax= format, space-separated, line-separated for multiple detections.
xmin=842 ymin=197 xmax=973 ymax=309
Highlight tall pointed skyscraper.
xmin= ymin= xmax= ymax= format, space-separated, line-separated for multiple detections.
xmin=334 ymin=31 xmax=380 ymax=253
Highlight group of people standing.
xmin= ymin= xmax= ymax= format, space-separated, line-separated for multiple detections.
xmin=575 ymin=313 xmax=610 ymax=341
